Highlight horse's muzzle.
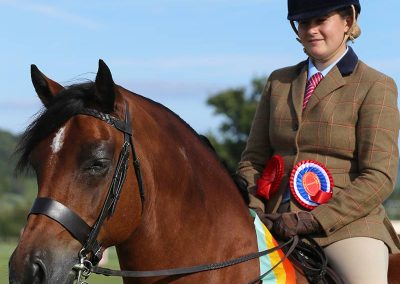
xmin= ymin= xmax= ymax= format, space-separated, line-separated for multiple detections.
xmin=9 ymin=248 xmax=76 ymax=284
xmin=9 ymin=251 xmax=44 ymax=284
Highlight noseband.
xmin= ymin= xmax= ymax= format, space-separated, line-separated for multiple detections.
xmin=29 ymin=105 xmax=145 ymax=266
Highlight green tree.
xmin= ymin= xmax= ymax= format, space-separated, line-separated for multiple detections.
xmin=0 ymin=129 xmax=37 ymax=239
xmin=205 ymin=76 xmax=267 ymax=172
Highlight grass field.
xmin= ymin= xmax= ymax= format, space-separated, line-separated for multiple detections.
xmin=1 ymin=241 xmax=122 ymax=283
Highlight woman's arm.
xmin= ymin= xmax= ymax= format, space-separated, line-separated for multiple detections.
xmin=237 ymin=77 xmax=273 ymax=211
xmin=312 ymin=76 xmax=399 ymax=235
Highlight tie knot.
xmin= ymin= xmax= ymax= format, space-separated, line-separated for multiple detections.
xmin=308 ymin=72 xmax=323 ymax=87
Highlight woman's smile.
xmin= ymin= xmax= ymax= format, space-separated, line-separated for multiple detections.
xmin=298 ymin=13 xmax=350 ymax=69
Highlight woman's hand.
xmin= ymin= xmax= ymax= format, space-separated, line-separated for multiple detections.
xmin=262 ymin=211 xmax=322 ymax=239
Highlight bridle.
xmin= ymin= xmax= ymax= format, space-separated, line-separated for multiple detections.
xmin=27 ymin=104 xmax=328 ymax=284
xmin=29 ymin=104 xmax=145 ymax=283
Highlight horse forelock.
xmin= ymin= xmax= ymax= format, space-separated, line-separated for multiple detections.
xmin=15 ymin=82 xmax=104 ymax=173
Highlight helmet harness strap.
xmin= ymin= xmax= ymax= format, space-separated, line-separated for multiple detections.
xmin=290 ymin=5 xmax=357 ymax=66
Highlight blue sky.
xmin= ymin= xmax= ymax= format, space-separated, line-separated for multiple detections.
xmin=0 ymin=0 xmax=399 ymax=136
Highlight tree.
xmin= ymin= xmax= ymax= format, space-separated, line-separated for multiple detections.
xmin=0 ymin=130 xmax=37 ymax=239
xmin=205 ymin=76 xmax=267 ymax=172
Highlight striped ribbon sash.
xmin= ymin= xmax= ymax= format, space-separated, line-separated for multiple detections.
xmin=250 ymin=209 xmax=296 ymax=283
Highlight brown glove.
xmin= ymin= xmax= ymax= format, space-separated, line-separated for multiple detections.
xmin=253 ymin=208 xmax=280 ymax=231
xmin=270 ymin=211 xmax=322 ymax=240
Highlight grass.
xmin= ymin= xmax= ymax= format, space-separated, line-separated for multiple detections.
xmin=1 ymin=241 xmax=122 ymax=284
xmin=0 ymin=242 xmax=15 ymax=283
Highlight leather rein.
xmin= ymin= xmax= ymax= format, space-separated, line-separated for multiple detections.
xmin=27 ymin=105 xmax=306 ymax=284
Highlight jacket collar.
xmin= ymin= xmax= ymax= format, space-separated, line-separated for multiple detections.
xmin=290 ymin=47 xmax=359 ymax=119
xmin=336 ymin=46 xmax=358 ymax=76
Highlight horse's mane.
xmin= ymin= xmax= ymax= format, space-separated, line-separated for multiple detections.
xmin=122 ymin=90 xmax=249 ymax=203
xmin=15 ymin=82 xmax=101 ymax=173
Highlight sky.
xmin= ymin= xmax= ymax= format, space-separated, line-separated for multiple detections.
xmin=0 ymin=0 xmax=399 ymax=137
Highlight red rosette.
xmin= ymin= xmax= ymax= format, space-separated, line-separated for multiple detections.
xmin=289 ymin=160 xmax=334 ymax=210
xmin=256 ymin=155 xmax=284 ymax=200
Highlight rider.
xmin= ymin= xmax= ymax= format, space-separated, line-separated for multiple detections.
xmin=237 ymin=0 xmax=400 ymax=283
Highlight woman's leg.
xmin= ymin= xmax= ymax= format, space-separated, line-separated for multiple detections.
xmin=324 ymin=237 xmax=389 ymax=284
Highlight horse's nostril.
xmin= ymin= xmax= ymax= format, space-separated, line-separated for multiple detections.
xmin=31 ymin=259 xmax=46 ymax=284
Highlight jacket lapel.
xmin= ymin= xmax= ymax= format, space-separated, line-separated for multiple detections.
xmin=304 ymin=46 xmax=359 ymax=112
xmin=290 ymin=62 xmax=308 ymax=122
xmin=305 ymin=66 xmax=345 ymax=112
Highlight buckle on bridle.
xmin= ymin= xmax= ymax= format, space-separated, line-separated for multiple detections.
xmin=73 ymin=249 xmax=93 ymax=284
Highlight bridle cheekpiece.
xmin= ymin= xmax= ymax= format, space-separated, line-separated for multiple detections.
xmin=28 ymin=105 xmax=145 ymax=284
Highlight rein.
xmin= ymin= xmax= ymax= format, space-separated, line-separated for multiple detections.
xmin=91 ymin=236 xmax=299 ymax=284
xmin=27 ymin=105 xmax=327 ymax=284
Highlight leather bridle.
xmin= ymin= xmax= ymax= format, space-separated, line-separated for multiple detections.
xmin=28 ymin=105 xmax=145 ymax=281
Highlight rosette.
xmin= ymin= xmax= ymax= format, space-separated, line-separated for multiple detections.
xmin=290 ymin=160 xmax=333 ymax=210
xmin=256 ymin=155 xmax=284 ymax=200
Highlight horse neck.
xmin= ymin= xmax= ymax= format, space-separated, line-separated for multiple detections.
xmin=118 ymin=93 xmax=257 ymax=268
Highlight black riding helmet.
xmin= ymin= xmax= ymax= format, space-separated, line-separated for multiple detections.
xmin=287 ymin=0 xmax=361 ymax=21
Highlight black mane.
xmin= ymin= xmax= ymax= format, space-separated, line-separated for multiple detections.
xmin=15 ymin=82 xmax=101 ymax=173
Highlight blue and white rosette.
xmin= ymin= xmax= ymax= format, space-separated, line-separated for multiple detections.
xmin=290 ymin=160 xmax=333 ymax=210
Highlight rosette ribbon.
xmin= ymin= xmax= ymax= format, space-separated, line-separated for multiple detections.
xmin=256 ymin=155 xmax=284 ymax=200
xmin=290 ymin=160 xmax=334 ymax=210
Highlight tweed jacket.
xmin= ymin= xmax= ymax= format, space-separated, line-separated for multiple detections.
xmin=238 ymin=47 xmax=400 ymax=252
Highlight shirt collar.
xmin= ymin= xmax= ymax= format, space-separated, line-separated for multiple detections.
xmin=308 ymin=46 xmax=349 ymax=80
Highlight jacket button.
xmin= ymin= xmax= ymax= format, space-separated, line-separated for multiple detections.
xmin=329 ymin=227 xmax=336 ymax=233
xmin=293 ymin=123 xmax=299 ymax=131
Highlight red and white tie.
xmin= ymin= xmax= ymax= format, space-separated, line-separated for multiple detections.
xmin=303 ymin=72 xmax=323 ymax=110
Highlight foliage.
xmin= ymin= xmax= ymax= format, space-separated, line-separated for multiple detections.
xmin=0 ymin=129 xmax=37 ymax=239
xmin=205 ymin=76 xmax=267 ymax=172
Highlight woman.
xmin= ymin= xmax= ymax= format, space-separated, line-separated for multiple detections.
xmin=237 ymin=0 xmax=400 ymax=283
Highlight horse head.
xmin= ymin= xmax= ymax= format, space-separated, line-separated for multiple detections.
xmin=9 ymin=60 xmax=143 ymax=283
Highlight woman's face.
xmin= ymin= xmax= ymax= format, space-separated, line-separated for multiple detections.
xmin=298 ymin=12 xmax=350 ymax=62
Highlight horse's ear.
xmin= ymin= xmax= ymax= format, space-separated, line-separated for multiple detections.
xmin=95 ymin=59 xmax=116 ymax=112
xmin=31 ymin=64 xmax=65 ymax=107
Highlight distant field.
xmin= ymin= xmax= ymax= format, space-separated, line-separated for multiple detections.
xmin=1 ymin=241 xmax=122 ymax=284
xmin=0 ymin=242 xmax=15 ymax=283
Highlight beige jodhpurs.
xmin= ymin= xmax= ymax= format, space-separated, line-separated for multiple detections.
xmin=324 ymin=237 xmax=389 ymax=284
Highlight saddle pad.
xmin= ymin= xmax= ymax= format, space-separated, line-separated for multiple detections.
xmin=250 ymin=209 xmax=296 ymax=284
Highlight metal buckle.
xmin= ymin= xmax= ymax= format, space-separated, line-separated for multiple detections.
xmin=72 ymin=249 xmax=93 ymax=284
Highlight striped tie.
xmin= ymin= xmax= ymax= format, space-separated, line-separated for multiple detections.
xmin=303 ymin=72 xmax=323 ymax=110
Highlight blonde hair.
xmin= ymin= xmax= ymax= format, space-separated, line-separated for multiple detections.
xmin=338 ymin=5 xmax=361 ymax=42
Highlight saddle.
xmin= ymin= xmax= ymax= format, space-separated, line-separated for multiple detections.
xmin=285 ymin=236 xmax=344 ymax=284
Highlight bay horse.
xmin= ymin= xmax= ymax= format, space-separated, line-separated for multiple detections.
xmin=8 ymin=60 xmax=400 ymax=284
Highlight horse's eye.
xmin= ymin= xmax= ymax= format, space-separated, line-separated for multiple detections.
xmin=85 ymin=159 xmax=111 ymax=175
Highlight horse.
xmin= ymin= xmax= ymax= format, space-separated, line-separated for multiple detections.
xmin=7 ymin=60 xmax=400 ymax=284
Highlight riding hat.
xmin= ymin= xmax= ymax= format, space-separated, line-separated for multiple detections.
xmin=287 ymin=0 xmax=361 ymax=21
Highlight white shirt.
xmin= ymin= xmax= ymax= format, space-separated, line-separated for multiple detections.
xmin=307 ymin=46 xmax=349 ymax=80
